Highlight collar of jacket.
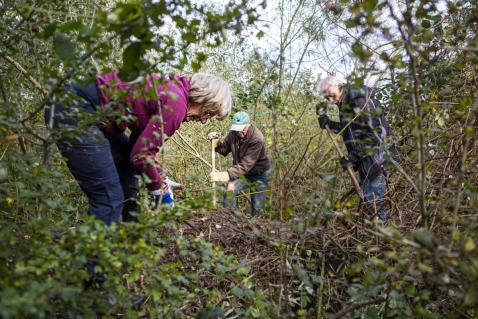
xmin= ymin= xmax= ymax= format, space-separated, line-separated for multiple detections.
xmin=343 ymin=84 xmax=374 ymax=104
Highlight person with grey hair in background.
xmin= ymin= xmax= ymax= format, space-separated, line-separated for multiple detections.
xmin=316 ymin=75 xmax=402 ymax=222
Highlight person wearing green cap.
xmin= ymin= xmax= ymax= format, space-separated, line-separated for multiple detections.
xmin=208 ymin=111 xmax=271 ymax=216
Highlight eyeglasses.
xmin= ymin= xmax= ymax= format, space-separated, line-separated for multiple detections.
xmin=202 ymin=109 xmax=211 ymax=120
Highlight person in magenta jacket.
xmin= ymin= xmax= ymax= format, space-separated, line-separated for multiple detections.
xmin=45 ymin=71 xmax=232 ymax=224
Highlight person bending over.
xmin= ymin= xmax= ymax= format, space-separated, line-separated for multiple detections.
xmin=208 ymin=111 xmax=271 ymax=216
xmin=317 ymin=76 xmax=402 ymax=221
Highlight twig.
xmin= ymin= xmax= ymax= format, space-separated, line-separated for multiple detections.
xmin=171 ymin=132 xmax=212 ymax=168
xmin=2 ymin=55 xmax=47 ymax=95
xmin=450 ymin=97 xmax=478 ymax=246
xmin=326 ymin=234 xmax=347 ymax=256
xmin=317 ymin=237 xmax=328 ymax=319
xmin=330 ymin=298 xmax=386 ymax=319
xmin=182 ymin=220 xmax=201 ymax=233
xmin=0 ymin=134 xmax=19 ymax=142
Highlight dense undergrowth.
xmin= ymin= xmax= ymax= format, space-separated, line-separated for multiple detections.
xmin=1 ymin=0 xmax=478 ymax=318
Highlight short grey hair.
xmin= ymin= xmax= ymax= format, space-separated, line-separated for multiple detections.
xmin=189 ymin=73 xmax=232 ymax=121
xmin=317 ymin=76 xmax=343 ymax=95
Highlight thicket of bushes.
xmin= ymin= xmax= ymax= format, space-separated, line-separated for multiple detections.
xmin=1 ymin=0 xmax=477 ymax=318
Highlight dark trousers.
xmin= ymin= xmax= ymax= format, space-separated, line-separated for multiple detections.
xmin=44 ymin=82 xmax=138 ymax=225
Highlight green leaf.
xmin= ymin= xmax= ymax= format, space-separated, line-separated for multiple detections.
xmin=143 ymin=41 xmax=159 ymax=50
xmin=464 ymin=238 xmax=476 ymax=252
xmin=107 ymin=3 xmax=142 ymax=24
xmin=363 ymin=0 xmax=378 ymax=13
xmin=257 ymin=31 xmax=264 ymax=39
xmin=423 ymin=30 xmax=433 ymax=42
xmin=418 ymin=262 xmax=433 ymax=273
xmin=421 ymin=20 xmax=431 ymax=28
xmin=232 ymin=287 xmax=243 ymax=296
xmin=41 ymin=23 xmax=57 ymax=39
xmin=19 ymin=190 xmax=41 ymax=197
xmin=352 ymin=43 xmax=363 ymax=56
xmin=0 ymin=102 xmax=10 ymax=111
xmin=196 ymin=307 xmax=225 ymax=319
xmin=353 ymin=78 xmax=364 ymax=88
xmin=53 ymin=33 xmax=76 ymax=61
xmin=0 ymin=165 xmax=7 ymax=180
xmin=191 ymin=61 xmax=201 ymax=72
xmin=464 ymin=293 xmax=476 ymax=306
xmin=195 ymin=52 xmax=207 ymax=62
xmin=118 ymin=68 xmax=139 ymax=82
xmin=58 ymin=20 xmax=84 ymax=32
xmin=123 ymin=42 xmax=143 ymax=71
xmin=437 ymin=116 xmax=444 ymax=127
xmin=345 ymin=19 xmax=358 ymax=28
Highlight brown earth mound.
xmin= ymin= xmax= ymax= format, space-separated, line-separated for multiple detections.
xmin=172 ymin=208 xmax=363 ymax=289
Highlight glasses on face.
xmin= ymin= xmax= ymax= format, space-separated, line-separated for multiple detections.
xmin=190 ymin=109 xmax=211 ymax=123
xmin=202 ymin=109 xmax=211 ymax=120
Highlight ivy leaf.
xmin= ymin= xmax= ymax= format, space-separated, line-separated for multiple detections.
xmin=53 ymin=33 xmax=76 ymax=61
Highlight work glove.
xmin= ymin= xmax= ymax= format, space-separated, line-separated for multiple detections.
xmin=208 ymin=132 xmax=221 ymax=148
xmin=318 ymin=114 xmax=330 ymax=129
xmin=163 ymin=175 xmax=183 ymax=190
xmin=339 ymin=155 xmax=357 ymax=170
xmin=208 ymin=132 xmax=221 ymax=140
xmin=209 ymin=171 xmax=230 ymax=182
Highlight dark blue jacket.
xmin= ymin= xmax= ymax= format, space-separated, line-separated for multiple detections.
xmin=327 ymin=85 xmax=402 ymax=182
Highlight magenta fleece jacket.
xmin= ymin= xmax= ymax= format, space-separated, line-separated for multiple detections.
xmin=96 ymin=71 xmax=190 ymax=192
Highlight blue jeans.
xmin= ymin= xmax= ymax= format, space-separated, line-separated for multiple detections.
xmin=44 ymin=82 xmax=138 ymax=225
xmin=359 ymin=171 xmax=388 ymax=221
xmin=223 ymin=173 xmax=268 ymax=216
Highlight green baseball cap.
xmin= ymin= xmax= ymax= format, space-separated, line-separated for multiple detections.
xmin=230 ymin=111 xmax=250 ymax=131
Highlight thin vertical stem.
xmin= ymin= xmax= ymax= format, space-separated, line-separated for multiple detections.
xmin=450 ymin=97 xmax=478 ymax=246
xmin=316 ymin=237 xmax=326 ymax=319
